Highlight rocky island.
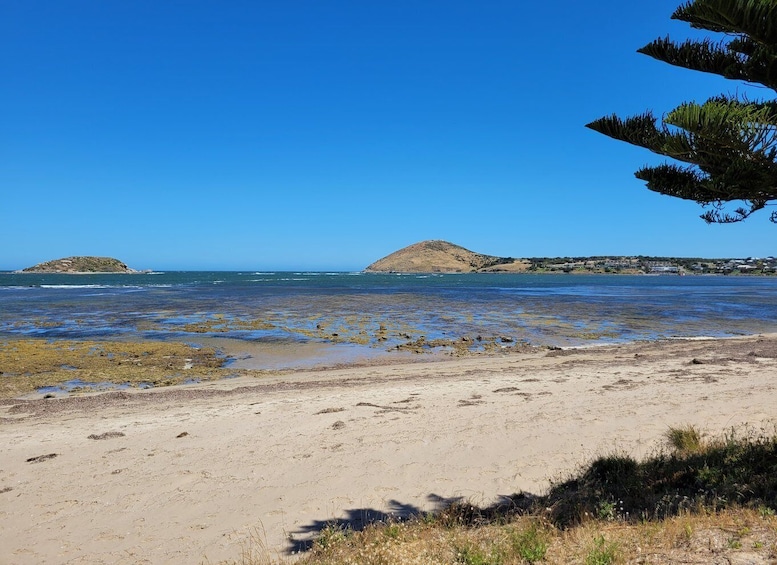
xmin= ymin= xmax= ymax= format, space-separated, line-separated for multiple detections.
xmin=20 ymin=256 xmax=140 ymax=274
xmin=365 ymin=240 xmax=529 ymax=273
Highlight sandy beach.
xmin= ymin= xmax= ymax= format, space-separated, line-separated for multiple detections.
xmin=1 ymin=335 xmax=776 ymax=564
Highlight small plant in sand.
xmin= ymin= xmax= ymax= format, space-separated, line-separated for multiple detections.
xmin=314 ymin=523 xmax=350 ymax=550
xmin=596 ymin=500 xmax=616 ymax=521
xmin=509 ymin=520 xmax=549 ymax=563
xmin=454 ymin=541 xmax=503 ymax=565
xmin=383 ymin=521 xmax=402 ymax=540
xmin=665 ymin=424 xmax=703 ymax=453
xmin=584 ymin=535 xmax=618 ymax=565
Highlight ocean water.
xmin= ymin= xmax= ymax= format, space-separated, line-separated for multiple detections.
xmin=2 ymin=271 xmax=777 ymax=367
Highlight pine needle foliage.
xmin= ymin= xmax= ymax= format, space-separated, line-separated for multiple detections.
xmin=587 ymin=0 xmax=777 ymax=223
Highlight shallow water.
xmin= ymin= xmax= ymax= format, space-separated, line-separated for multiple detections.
xmin=2 ymin=271 xmax=777 ymax=369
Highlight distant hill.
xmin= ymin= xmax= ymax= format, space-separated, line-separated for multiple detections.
xmin=366 ymin=242 xmax=777 ymax=275
xmin=365 ymin=240 xmax=529 ymax=273
xmin=21 ymin=256 xmax=138 ymax=274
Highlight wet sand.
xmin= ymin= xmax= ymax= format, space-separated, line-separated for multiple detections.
xmin=1 ymin=335 xmax=776 ymax=564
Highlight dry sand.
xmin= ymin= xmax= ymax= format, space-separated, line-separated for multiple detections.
xmin=1 ymin=335 xmax=776 ymax=564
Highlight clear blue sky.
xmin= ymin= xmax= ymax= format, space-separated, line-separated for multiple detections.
xmin=2 ymin=0 xmax=774 ymax=270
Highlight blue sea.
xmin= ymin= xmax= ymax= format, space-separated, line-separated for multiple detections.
xmin=2 ymin=271 xmax=777 ymax=367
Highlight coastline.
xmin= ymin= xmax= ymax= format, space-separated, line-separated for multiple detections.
xmin=2 ymin=334 xmax=776 ymax=563
xmin=5 ymin=268 xmax=776 ymax=276
xmin=10 ymin=270 xmax=150 ymax=275
xmin=3 ymin=330 xmax=772 ymax=400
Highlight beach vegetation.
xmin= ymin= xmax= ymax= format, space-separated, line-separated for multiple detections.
xmin=508 ymin=520 xmax=549 ymax=562
xmin=583 ymin=535 xmax=618 ymax=565
xmin=454 ymin=541 xmax=504 ymax=565
xmin=314 ymin=524 xmax=351 ymax=550
xmin=587 ymin=0 xmax=777 ymax=223
xmin=229 ymin=427 xmax=777 ymax=564
xmin=665 ymin=424 xmax=703 ymax=453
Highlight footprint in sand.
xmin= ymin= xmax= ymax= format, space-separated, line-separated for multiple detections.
xmin=315 ymin=407 xmax=346 ymax=415
xmin=88 ymin=431 xmax=126 ymax=440
xmin=26 ymin=453 xmax=58 ymax=463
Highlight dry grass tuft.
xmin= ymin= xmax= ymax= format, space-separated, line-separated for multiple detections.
xmin=665 ymin=424 xmax=703 ymax=454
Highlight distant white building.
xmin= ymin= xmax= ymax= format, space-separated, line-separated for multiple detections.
xmin=649 ymin=265 xmax=679 ymax=274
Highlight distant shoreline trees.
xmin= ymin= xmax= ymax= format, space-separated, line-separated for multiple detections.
xmin=587 ymin=0 xmax=777 ymax=223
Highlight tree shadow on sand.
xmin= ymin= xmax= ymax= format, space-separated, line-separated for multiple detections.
xmin=287 ymin=498 xmax=424 ymax=553
xmin=285 ymin=493 xmax=533 ymax=553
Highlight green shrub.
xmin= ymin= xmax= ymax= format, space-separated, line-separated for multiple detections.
xmin=542 ymin=429 xmax=777 ymax=526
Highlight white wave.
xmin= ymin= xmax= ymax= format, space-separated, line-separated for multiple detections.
xmin=40 ymin=284 xmax=113 ymax=289
xmin=299 ymin=272 xmax=344 ymax=276
xmin=37 ymin=284 xmax=171 ymax=290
